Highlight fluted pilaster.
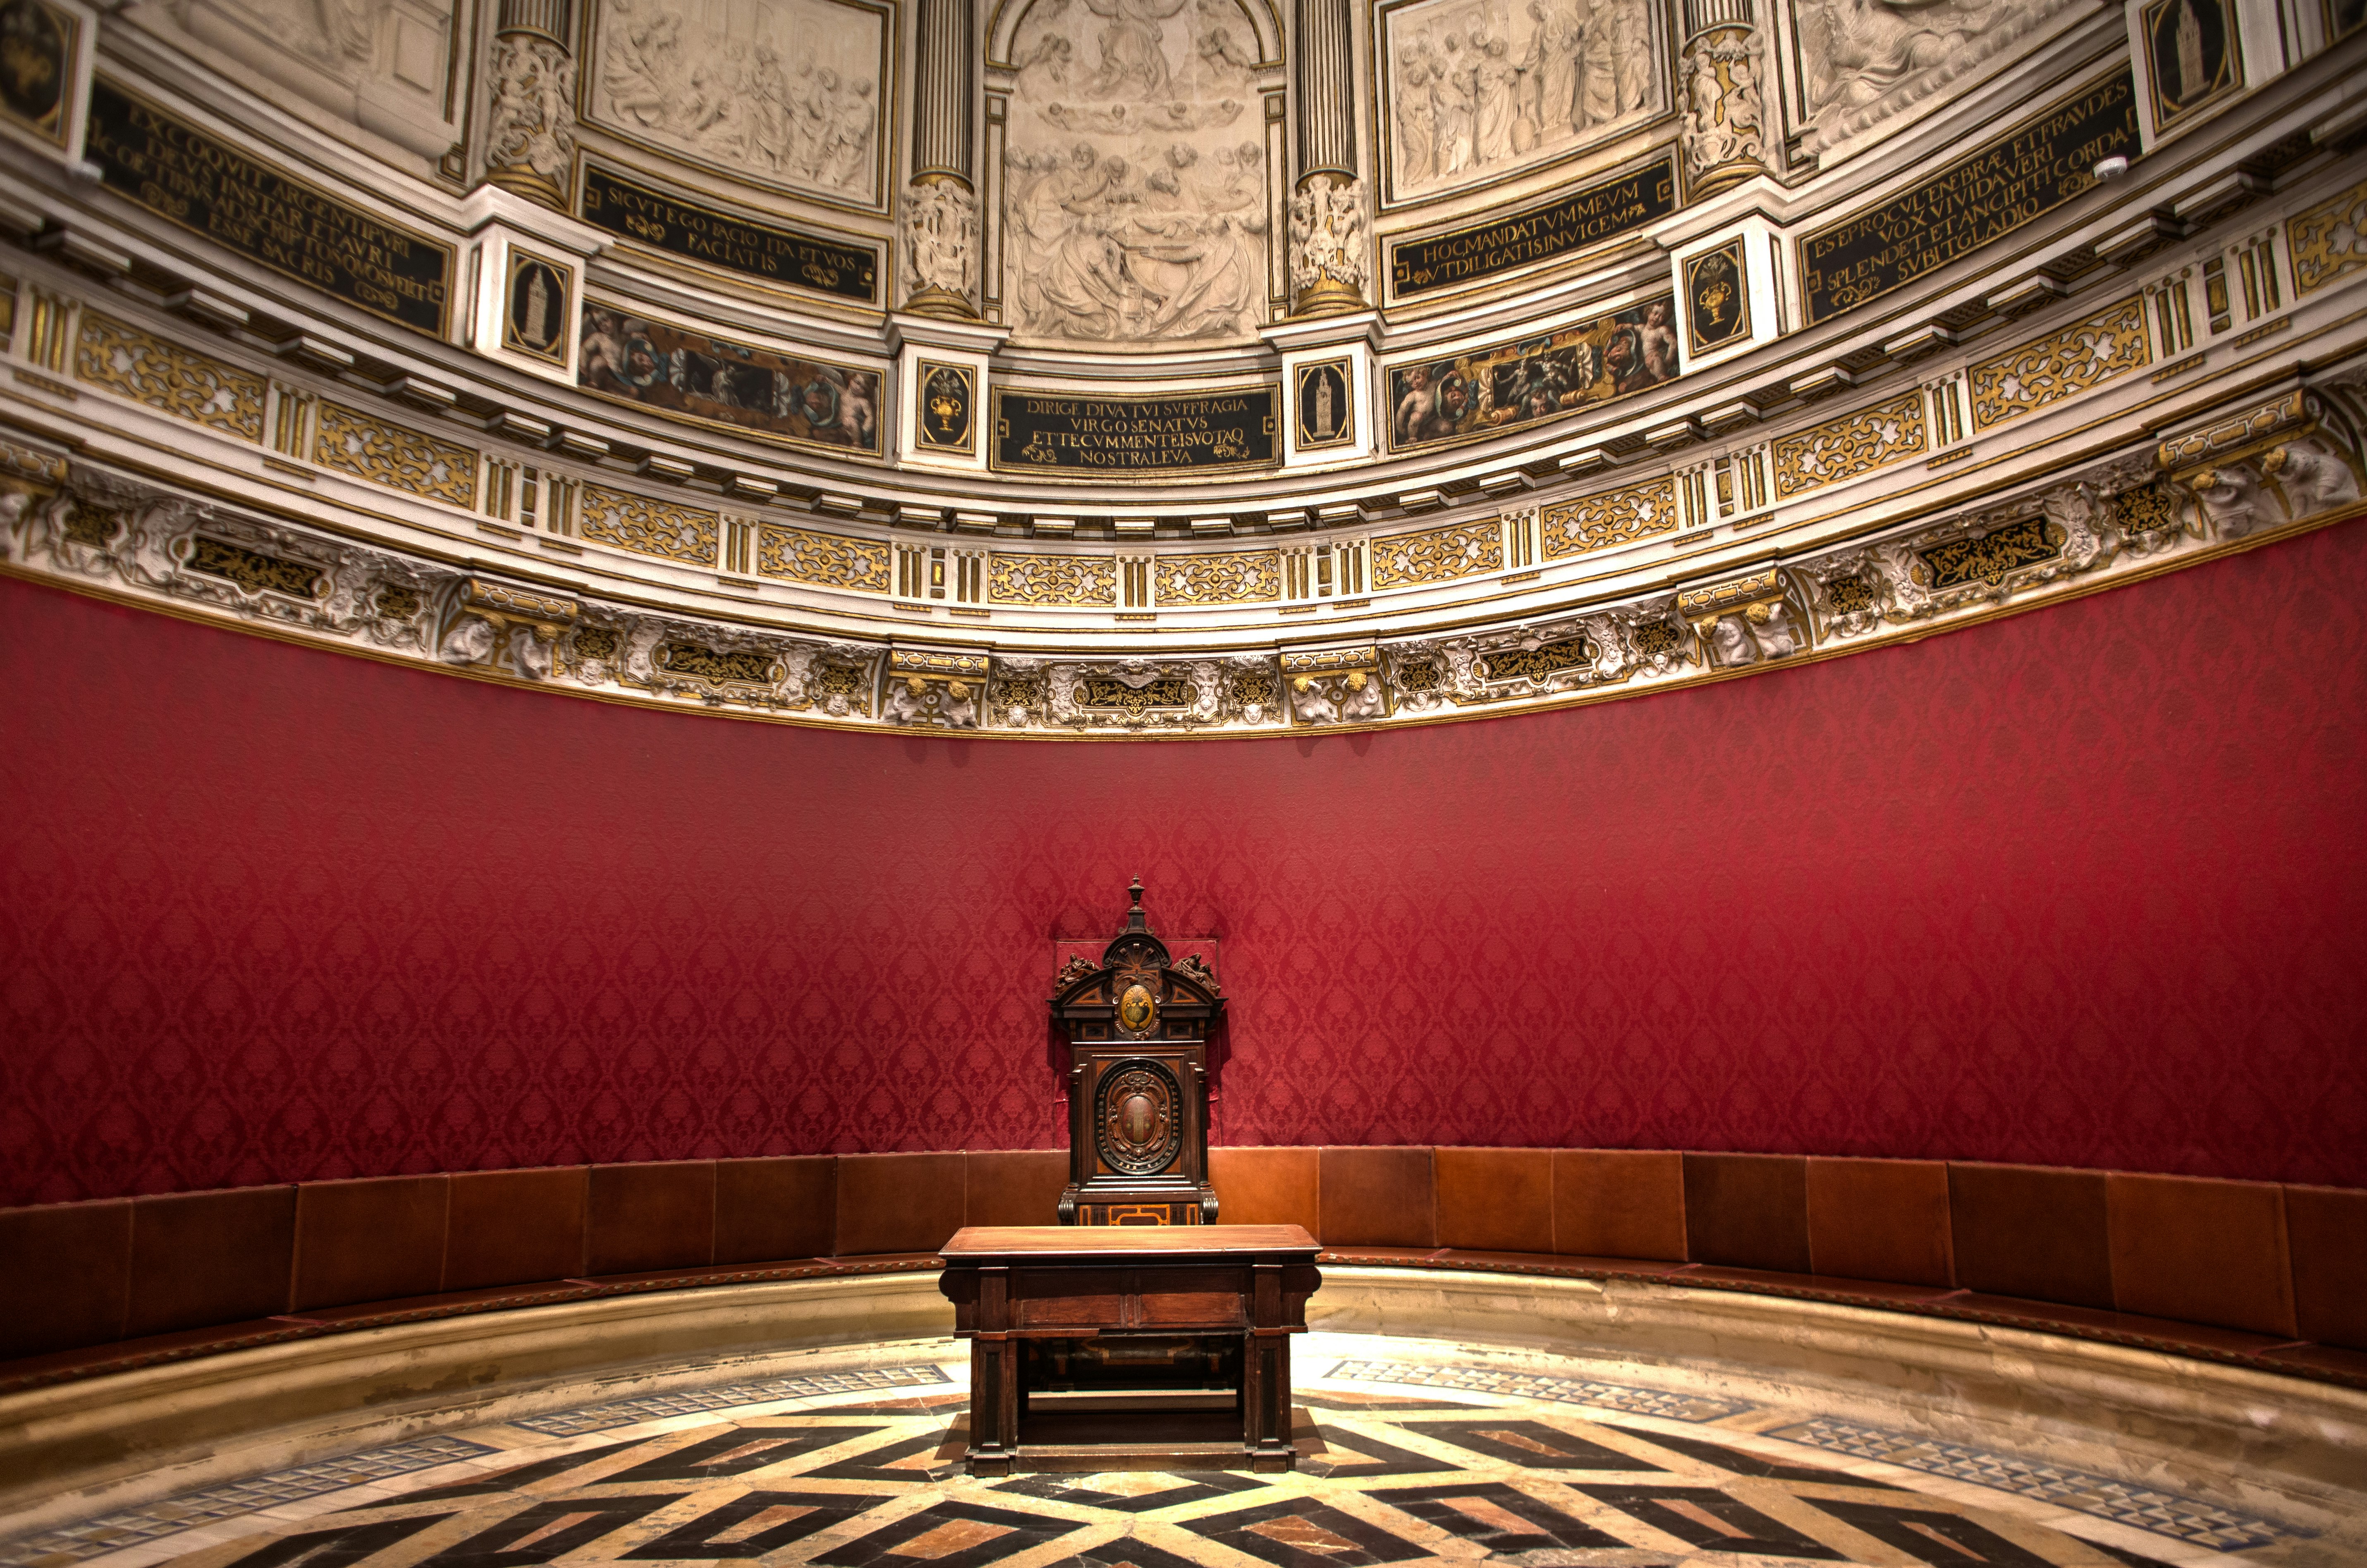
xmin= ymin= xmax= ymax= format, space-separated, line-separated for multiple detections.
xmin=911 ymin=0 xmax=973 ymax=187
xmin=1293 ymin=0 xmax=1354 ymax=185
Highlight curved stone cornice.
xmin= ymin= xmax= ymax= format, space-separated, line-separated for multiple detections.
xmin=1 ymin=0 xmax=2364 ymax=727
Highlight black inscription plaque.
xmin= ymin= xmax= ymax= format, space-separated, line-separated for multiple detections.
xmin=992 ymin=385 xmax=1279 ymax=475
xmin=581 ymin=165 xmax=878 ymax=303
xmin=1391 ymin=158 xmax=1677 ymax=299
xmin=1798 ymin=71 xmax=2140 ymax=327
xmin=84 ymin=78 xmax=452 ymax=335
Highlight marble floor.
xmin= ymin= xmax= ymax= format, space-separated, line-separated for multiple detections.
xmin=0 ymin=1336 xmax=2350 ymax=1568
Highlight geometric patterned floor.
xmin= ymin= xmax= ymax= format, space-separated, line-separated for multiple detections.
xmin=0 ymin=1338 xmax=2325 ymax=1568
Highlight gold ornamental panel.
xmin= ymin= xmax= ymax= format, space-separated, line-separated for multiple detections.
xmin=73 ymin=313 xmax=265 ymax=443
xmin=1371 ymin=519 xmax=1503 ymax=589
xmin=580 ymin=483 xmax=720 ymax=566
xmin=756 ymin=524 xmax=889 ymax=592
xmin=1542 ymin=477 xmax=1679 ymax=560
xmin=1969 ymin=296 xmax=2151 ymax=433
xmin=1774 ymin=392 xmax=1928 ymax=500
xmin=987 ymin=554 xmax=1119 ymax=607
xmin=2286 ymin=174 xmax=2367 ymax=298
xmin=1157 ymin=551 xmax=1281 ymax=606
xmin=313 ymin=402 xmax=477 ymax=508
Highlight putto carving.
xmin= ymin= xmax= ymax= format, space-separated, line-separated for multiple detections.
xmin=590 ymin=0 xmax=885 ymax=205
xmin=1000 ymin=0 xmax=1274 ymax=345
xmin=1172 ymin=952 xmax=1220 ymax=992
xmin=1281 ymin=647 xmax=1386 ymax=727
xmin=1679 ymin=28 xmax=1765 ymax=191
xmin=884 ymin=650 xmax=989 ymax=730
xmin=901 ymin=179 xmax=979 ymax=316
xmin=1380 ymin=0 xmax=1664 ymax=202
xmin=1012 ymin=654 xmax=1278 ymax=732
xmin=1288 ymin=174 xmax=1369 ymax=315
xmin=485 ymin=32 xmax=578 ymax=208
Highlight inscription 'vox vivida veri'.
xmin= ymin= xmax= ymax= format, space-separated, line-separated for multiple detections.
xmin=993 ymin=387 xmax=1280 ymax=475
xmin=1798 ymin=70 xmax=2140 ymax=327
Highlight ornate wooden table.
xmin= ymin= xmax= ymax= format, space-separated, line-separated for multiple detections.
xmin=937 ymin=1224 xmax=1322 ymax=1475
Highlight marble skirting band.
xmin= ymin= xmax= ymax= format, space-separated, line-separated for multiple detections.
xmin=5 ymin=1277 xmax=2367 ymax=1561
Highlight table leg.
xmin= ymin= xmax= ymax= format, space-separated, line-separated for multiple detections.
xmin=1246 ymin=1262 xmax=1295 ymax=1472
xmin=968 ymin=1267 xmax=1015 ymax=1477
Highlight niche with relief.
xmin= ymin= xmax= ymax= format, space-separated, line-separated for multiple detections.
xmin=988 ymin=0 xmax=1285 ymax=346
xmin=583 ymin=0 xmax=894 ymax=211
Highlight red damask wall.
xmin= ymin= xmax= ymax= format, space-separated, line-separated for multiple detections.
xmin=5 ymin=522 xmax=2365 ymax=1206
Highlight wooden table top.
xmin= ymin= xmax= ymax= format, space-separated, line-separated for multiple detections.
xmin=940 ymin=1224 xmax=1318 ymax=1260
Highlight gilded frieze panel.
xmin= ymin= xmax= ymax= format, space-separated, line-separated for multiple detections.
xmin=1372 ymin=519 xmax=1503 ymax=589
xmin=577 ymin=303 xmax=884 ymax=456
xmin=313 ymin=403 xmax=477 ymax=508
xmin=987 ymin=554 xmax=1118 ymax=607
xmin=579 ymin=484 xmax=720 ymax=566
xmin=1388 ymin=295 xmax=1679 ymax=452
xmin=1969 ymin=296 xmax=2151 ymax=432
xmin=1158 ymin=551 xmax=1281 ymax=606
xmin=73 ymin=313 xmax=264 ymax=442
xmin=1773 ymin=391 xmax=1927 ymax=499
xmin=756 ymin=525 xmax=890 ymax=592
xmin=2286 ymin=174 xmax=2367 ymax=298
xmin=1541 ymin=476 xmax=1678 ymax=559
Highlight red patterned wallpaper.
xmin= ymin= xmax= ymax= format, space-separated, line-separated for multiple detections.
xmin=5 ymin=522 xmax=2365 ymax=1204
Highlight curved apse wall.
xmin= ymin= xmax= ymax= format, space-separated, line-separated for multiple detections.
xmin=4 ymin=520 xmax=2365 ymax=1209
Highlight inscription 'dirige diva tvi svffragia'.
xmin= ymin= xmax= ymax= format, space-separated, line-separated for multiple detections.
xmin=993 ymin=387 xmax=1279 ymax=474
xmin=1797 ymin=70 xmax=2140 ymax=326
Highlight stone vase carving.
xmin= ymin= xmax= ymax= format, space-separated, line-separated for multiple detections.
xmin=901 ymin=177 xmax=979 ymax=317
xmin=1289 ymin=174 xmax=1370 ymax=317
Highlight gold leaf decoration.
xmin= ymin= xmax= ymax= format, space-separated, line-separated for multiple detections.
xmin=313 ymin=402 xmax=477 ymax=506
xmin=1774 ymin=393 xmax=1927 ymax=499
xmin=987 ymin=554 xmax=1118 ymax=606
xmin=1371 ymin=520 xmax=1502 ymax=589
xmin=74 ymin=312 xmax=264 ymax=442
xmin=757 ymin=525 xmax=889 ymax=592
xmin=579 ymin=484 xmax=720 ymax=565
xmin=1969 ymin=296 xmax=2149 ymax=432
xmin=1157 ymin=551 xmax=1280 ymax=605
xmin=1542 ymin=477 xmax=1679 ymax=559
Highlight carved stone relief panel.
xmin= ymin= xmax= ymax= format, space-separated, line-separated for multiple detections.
xmin=1788 ymin=0 xmax=2080 ymax=163
xmin=172 ymin=0 xmax=461 ymax=158
xmin=1375 ymin=0 xmax=1667 ymax=206
xmin=999 ymin=0 xmax=1278 ymax=345
xmin=586 ymin=0 xmax=890 ymax=209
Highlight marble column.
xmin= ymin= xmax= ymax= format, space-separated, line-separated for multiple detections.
xmin=1290 ymin=0 xmax=1368 ymax=316
xmin=901 ymin=0 xmax=979 ymax=317
xmin=481 ymin=0 xmax=578 ymax=210
xmin=1678 ymin=0 xmax=1770 ymax=197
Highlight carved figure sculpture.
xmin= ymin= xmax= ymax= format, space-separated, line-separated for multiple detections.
xmin=1794 ymin=0 xmax=2072 ymax=158
xmin=2262 ymin=441 xmax=2362 ymax=518
xmin=902 ymin=180 xmax=979 ymax=314
xmin=485 ymin=34 xmax=578 ymax=203
xmin=592 ymin=0 xmax=882 ymax=202
xmin=1288 ymin=174 xmax=1369 ymax=313
xmin=1391 ymin=0 xmax=1657 ymax=196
